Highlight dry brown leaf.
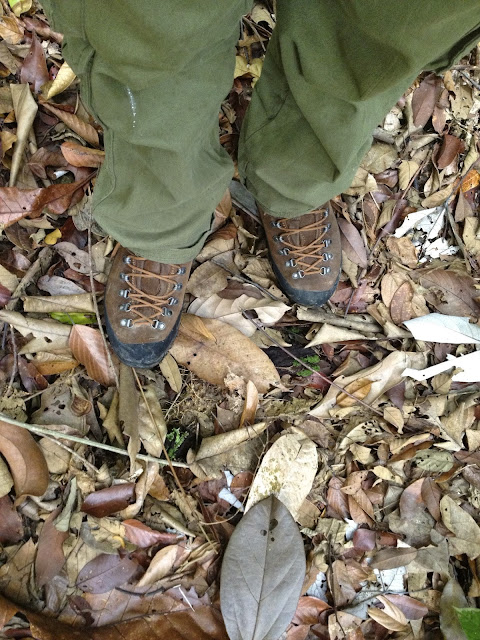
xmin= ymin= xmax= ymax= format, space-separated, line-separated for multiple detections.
xmin=0 ymin=419 xmax=49 ymax=502
xmin=69 ymin=325 xmax=117 ymax=387
xmin=9 ymin=83 xmax=38 ymax=187
xmin=239 ymin=380 xmax=259 ymax=427
xmin=136 ymin=545 xmax=178 ymax=588
xmin=45 ymin=62 xmax=76 ymax=100
xmin=0 ymin=16 xmax=24 ymax=44
xmin=338 ymin=219 xmax=368 ymax=268
xmin=435 ymin=133 xmax=465 ymax=169
xmin=159 ymin=353 xmax=182 ymax=393
xmin=389 ymin=281 xmax=414 ymax=324
xmin=440 ymin=495 xmax=480 ymax=558
xmin=22 ymin=293 xmax=94 ymax=313
xmin=41 ymin=102 xmax=99 ymax=147
xmin=20 ymin=34 xmax=49 ymax=93
xmin=137 ymin=385 xmax=167 ymax=458
xmin=60 ymin=141 xmax=105 ymax=167
xmin=170 ymin=315 xmax=280 ymax=393
xmin=185 ymin=261 xmax=229 ymax=298
xmin=413 ymin=264 xmax=480 ymax=317
xmin=35 ymin=507 xmax=68 ymax=588
xmin=337 ymin=379 xmax=372 ymax=407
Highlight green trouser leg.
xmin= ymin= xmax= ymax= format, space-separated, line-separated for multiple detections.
xmin=41 ymin=0 xmax=248 ymax=263
xmin=41 ymin=1 xmax=480 ymax=261
xmin=239 ymin=0 xmax=480 ymax=217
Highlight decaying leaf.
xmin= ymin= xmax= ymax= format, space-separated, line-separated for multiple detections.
xmin=245 ymin=429 xmax=317 ymax=520
xmin=170 ymin=315 xmax=280 ymax=393
xmin=220 ymin=496 xmax=305 ymax=640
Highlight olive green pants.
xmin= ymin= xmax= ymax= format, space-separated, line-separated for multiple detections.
xmin=41 ymin=1 xmax=480 ymax=263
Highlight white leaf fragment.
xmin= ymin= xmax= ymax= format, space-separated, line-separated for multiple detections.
xmin=404 ymin=313 xmax=480 ymax=344
xmin=402 ymin=350 xmax=480 ymax=382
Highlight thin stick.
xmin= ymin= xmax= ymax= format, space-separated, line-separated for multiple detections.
xmin=0 ymin=412 xmax=189 ymax=468
xmin=459 ymin=69 xmax=480 ymax=92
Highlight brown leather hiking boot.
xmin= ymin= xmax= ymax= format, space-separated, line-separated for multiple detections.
xmin=104 ymin=246 xmax=191 ymax=368
xmin=261 ymin=204 xmax=341 ymax=307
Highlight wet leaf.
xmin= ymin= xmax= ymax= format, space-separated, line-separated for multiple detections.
xmin=170 ymin=315 xmax=280 ymax=393
xmin=69 ymin=324 xmax=117 ymax=387
xmin=0 ymin=419 xmax=48 ymax=502
xmin=81 ymin=484 xmax=136 ymax=518
xmin=220 ymin=496 xmax=305 ymax=640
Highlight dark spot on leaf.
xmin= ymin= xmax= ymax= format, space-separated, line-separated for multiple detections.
xmin=269 ymin=518 xmax=278 ymax=532
xmin=270 ymin=536 xmax=275 ymax=542
xmin=260 ymin=529 xmax=267 ymax=536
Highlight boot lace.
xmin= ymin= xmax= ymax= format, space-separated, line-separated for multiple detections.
xmin=272 ymin=209 xmax=333 ymax=279
xmin=118 ymin=256 xmax=186 ymax=329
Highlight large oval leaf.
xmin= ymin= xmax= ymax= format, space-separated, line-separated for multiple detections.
xmin=220 ymin=495 xmax=305 ymax=640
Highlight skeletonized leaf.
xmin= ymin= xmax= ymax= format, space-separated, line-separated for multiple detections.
xmin=45 ymin=62 xmax=76 ymax=100
xmin=0 ymin=419 xmax=49 ymax=501
xmin=220 ymin=496 xmax=305 ymax=640
xmin=170 ymin=315 xmax=280 ymax=393
xmin=245 ymin=429 xmax=317 ymax=520
xmin=69 ymin=325 xmax=117 ymax=386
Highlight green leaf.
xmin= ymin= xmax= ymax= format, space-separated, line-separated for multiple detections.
xmin=50 ymin=312 xmax=96 ymax=325
xmin=456 ymin=608 xmax=480 ymax=640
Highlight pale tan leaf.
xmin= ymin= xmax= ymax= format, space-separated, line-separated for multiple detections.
xmin=9 ymin=84 xmax=38 ymax=187
xmin=0 ymin=457 xmax=14 ymax=498
xmin=170 ymin=315 xmax=280 ymax=393
xmin=337 ymin=378 xmax=372 ymax=407
xmin=0 ymin=310 xmax=71 ymax=354
xmin=0 ymin=419 xmax=49 ymax=502
xmin=69 ymin=325 xmax=117 ymax=386
xmin=45 ymin=62 xmax=76 ymax=100
xmin=137 ymin=385 xmax=167 ymax=458
xmin=440 ymin=495 xmax=480 ymax=558
xmin=185 ymin=261 xmax=229 ymax=298
xmin=136 ymin=545 xmax=178 ymax=588
xmin=159 ymin=353 xmax=182 ymax=393
xmin=22 ymin=293 xmax=94 ymax=313
xmin=306 ymin=324 xmax=372 ymax=347
xmin=440 ymin=579 xmax=468 ymax=640
xmin=0 ymin=16 xmax=24 ymax=44
xmin=245 ymin=429 xmax=318 ymax=520
xmin=188 ymin=293 xmax=289 ymax=337
xmin=368 ymin=598 xmax=407 ymax=631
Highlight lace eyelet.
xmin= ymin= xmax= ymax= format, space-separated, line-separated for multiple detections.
xmin=119 ymin=302 xmax=131 ymax=311
xmin=119 ymin=289 xmax=130 ymax=298
xmin=173 ymin=282 xmax=183 ymax=291
xmin=279 ymin=247 xmax=290 ymax=256
xmin=152 ymin=320 xmax=166 ymax=330
xmin=120 ymin=272 xmax=129 ymax=282
xmin=292 ymin=270 xmax=305 ymax=279
xmin=322 ymin=253 xmax=333 ymax=261
xmin=322 ymin=210 xmax=329 ymax=219
xmin=285 ymin=258 xmax=296 ymax=267
xmin=120 ymin=318 xmax=133 ymax=328
xmin=168 ymin=297 xmax=178 ymax=305
xmin=163 ymin=308 xmax=173 ymax=317
xmin=176 ymin=266 xmax=186 ymax=275
xmin=123 ymin=255 xmax=132 ymax=264
xmin=320 ymin=266 xmax=331 ymax=275
xmin=273 ymin=235 xmax=284 ymax=243
xmin=271 ymin=220 xmax=283 ymax=228
xmin=322 ymin=239 xmax=331 ymax=248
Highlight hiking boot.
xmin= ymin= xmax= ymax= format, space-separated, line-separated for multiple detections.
xmin=260 ymin=204 xmax=341 ymax=307
xmin=104 ymin=246 xmax=191 ymax=368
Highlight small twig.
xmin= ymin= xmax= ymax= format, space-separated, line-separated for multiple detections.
xmin=247 ymin=316 xmax=384 ymax=417
xmin=459 ymin=69 xmax=480 ymax=92
xmin=6 ymin=247 xmax=54 ymax=311
xmin=0 ymin=412 xmax=189 ymax=468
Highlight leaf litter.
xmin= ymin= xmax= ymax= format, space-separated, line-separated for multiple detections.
xmin=0 ymin=3 xmax=479 ymax=640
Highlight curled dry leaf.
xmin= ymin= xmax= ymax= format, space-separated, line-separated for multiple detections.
xmin=45 ymin=61 xmax=76 ymax=99
xmin=41 ymin=102 xmax=99 ymax=147
xmin=368 ymin=595 xmax=408 ymax=631
xmin=22 ymin=293 xmax=94 ymax=313
xmin=170 ymin=315 xmax=280 ymax=393
xmin=122 ymin=519 xmax=182 ymax=548
xmin=81 ymin=483 xmax=136 ymax=518
xmin=239 ymin=380 xmax=259 ymax=427
xmin=0 ymin=419 xmax=49 ymax=502
xmin=220 ymin=496 xmax=306 ymax=640
xmin=69 ymin=324 xmax=117 ymax=387
xmin=136 ymin=545 xmax=178 ymax=588
xmin=60 ymin=141 xmax=105 ymax=168
xmin=245 ymin=429 xmax=317 ymax=520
